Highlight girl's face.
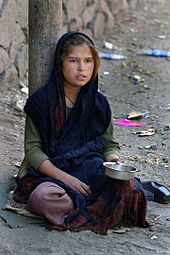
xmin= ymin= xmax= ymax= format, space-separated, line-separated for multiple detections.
xmin=62 ymin=44 xmax=95 ymax=89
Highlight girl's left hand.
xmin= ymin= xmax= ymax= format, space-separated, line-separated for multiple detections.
xmin=104 ymin=154 xmax=122 ymax=164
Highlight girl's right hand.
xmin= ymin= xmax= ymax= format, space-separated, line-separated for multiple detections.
xmin=63 ymin=175 xmax=91 ymax=197
xmin=38 ymin=160 xmax=91 ymax=197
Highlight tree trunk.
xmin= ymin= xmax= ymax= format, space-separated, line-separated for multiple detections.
xmin=29 ymin=0 xmax=62 ymax=95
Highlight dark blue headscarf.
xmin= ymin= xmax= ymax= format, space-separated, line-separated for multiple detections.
xmin=24 ymin=32 xmax=111 ymax=159
xmin=24 ymin=32 xmax=111 ymax=219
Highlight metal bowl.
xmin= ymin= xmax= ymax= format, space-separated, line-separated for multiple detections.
xmin=103 ymin=162 xmax=138 ymax=180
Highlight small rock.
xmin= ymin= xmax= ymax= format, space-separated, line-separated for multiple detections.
xmin=151 ymin=235 xmax=158 ymax=240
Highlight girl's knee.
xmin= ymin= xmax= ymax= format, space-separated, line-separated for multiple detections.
xmin=28 ymin=182 xmax=54 ymax=205
xmin=28 ymin=181 xmax=73 ymax=207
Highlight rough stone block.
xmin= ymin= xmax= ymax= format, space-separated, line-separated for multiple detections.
xmin=0 ymin=66 xmax=18 ymax=93
xmin=0 ymin=48 xmax=10 ymax=74
xmin=63 ymin=0 xmax=87 ymax=22
xmin=15 ymin=44 xmax=28 ymax=81
xmin=82 ymin=4 xmax=97 ymax=28
xmin=16 ymin=0 xmax=28 ymax=29
xmin=69 ymin=17 xmax=83 ymax=32
xmin=9 ymin=24 xmax=25 ymax=63
xmin=0 ymin=0 xmax=3 ymax=8
xmin=94 ymin=12 xmax=105 ymax=39
xmin=0 ymin=0 xmax=17 ymax=48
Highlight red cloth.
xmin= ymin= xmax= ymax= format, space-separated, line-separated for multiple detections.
xmin=53 ymin=178 xmax=149 ymax=233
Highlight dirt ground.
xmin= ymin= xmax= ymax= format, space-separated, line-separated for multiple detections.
xmin=0 ymin=0 xmax=170 ymax=254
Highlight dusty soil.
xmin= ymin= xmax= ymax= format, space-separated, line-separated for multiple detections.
xmin=0 ymin=0 xmax=170 ymax=254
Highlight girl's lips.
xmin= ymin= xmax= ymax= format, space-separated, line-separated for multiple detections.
xmin=76 ymin=75 xmax=87 ymax=80
xmin=77 ymin=74 xmax=86 ymax=78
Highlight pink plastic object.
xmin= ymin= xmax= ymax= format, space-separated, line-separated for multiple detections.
xmin=113 ymin=118 xmax=145 ymax=127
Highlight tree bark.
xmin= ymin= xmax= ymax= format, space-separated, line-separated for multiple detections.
xmin=29 ymin=0 xmax=62 ymax=95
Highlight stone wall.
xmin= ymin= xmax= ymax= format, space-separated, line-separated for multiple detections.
xmin=63 ymin=0 xmax=137 ymax=39
xmin=0 ymin=0 xmax=28 ymax=93
xmin=0 ymin=0 xmax=137 ymax=93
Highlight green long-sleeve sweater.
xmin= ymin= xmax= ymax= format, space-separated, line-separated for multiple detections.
xmin=25 ymin=116 xmax=121 ymax=169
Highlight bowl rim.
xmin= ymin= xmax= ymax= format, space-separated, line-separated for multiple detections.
xmin=103 ymin=162 xmax=138 ymax=173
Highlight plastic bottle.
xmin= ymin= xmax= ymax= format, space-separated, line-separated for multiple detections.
xmin=103 ymin=41 xmax=114 ymax=50
xmin=138 ymin=49 xmax=170 ymax=57
xmin=99 ymin=52 xmax=126 ymax=60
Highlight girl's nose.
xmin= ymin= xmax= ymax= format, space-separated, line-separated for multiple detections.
xmin=78 ymin=61 xmax=85 ymax=71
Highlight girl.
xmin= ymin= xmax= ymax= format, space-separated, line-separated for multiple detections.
xmin=14 ymin=32 xmax=148 ymax=233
